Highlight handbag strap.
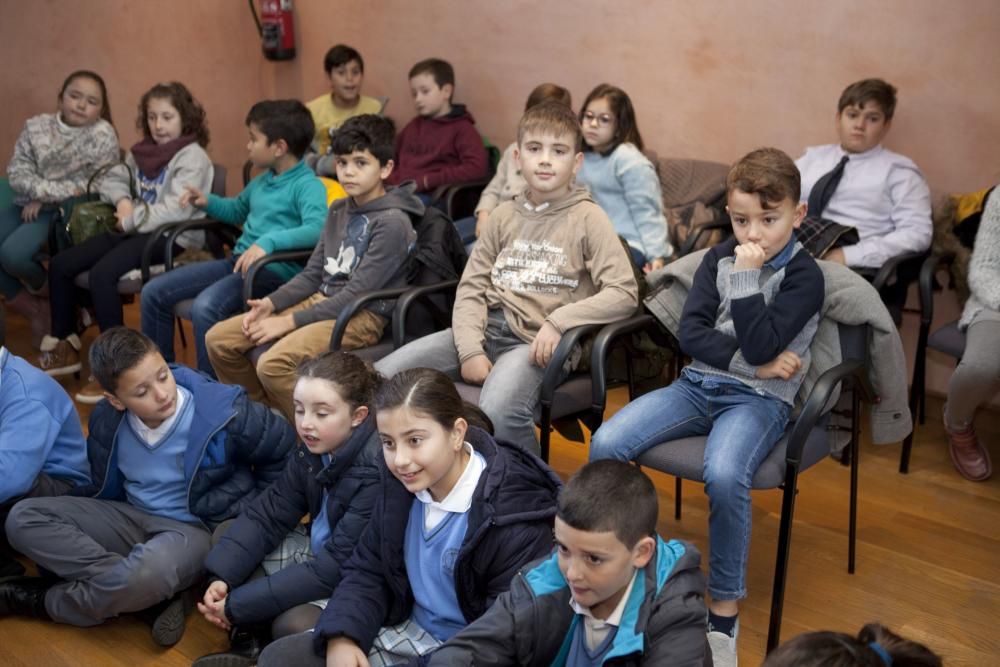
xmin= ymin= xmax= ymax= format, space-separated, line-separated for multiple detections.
xmin=86 ymin=159 xmax=134 ymax=198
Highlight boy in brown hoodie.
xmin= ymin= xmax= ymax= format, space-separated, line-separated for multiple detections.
xmin=375 ymin=102 xmax=638 ymax=453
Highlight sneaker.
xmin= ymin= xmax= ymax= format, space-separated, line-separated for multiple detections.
xmin=38 ymin=335 xmax=82 ymax=377
xmin=707 ymin=616 xmax=738 ymax=667
xmin=74 ymin=377 xmax=106 ymax=405
xmin=945 ymin=409 xmax=992 ymax=482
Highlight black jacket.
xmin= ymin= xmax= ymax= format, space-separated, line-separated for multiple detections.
xmin=311 ymin=426 xmax=562 ymax=655
xmin=203 ymin=416 xmax=382 ymax=625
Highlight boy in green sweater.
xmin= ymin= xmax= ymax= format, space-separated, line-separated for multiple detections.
xmin=140 ymin=100 xmax=327 ymax=376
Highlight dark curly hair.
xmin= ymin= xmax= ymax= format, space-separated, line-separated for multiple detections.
xmin=137 ymin=81 xmax=210 ymax=147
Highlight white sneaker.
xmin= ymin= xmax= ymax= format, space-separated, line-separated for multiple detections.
xmin=707 ymin=617 xmax=738 ymax=667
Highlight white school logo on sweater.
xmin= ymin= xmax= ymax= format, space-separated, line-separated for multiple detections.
xmin=492 ymin=239 xmax=578 ymax=295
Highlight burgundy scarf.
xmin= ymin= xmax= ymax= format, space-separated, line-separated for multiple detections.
xmin=130 ymin=134 xmax=198 ymax=179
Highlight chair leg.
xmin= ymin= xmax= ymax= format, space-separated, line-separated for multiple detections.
xmin=674 ymin=477 xmax=682 ymax=520
xmin=176 ymin=317 xmax=188 ymax=349
xmin=900 ymin=326 xmax=927 ymax=474
xmin=767 ymin=464 xmax=801 ymax=653
xmin=849 ymin=390 xmax=860 ymax=574
xmin=539 ymin=403 xmax=552 ymax=464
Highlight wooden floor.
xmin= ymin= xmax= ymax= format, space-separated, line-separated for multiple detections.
xmin=1 ymin=303 xmax=998 ymax=666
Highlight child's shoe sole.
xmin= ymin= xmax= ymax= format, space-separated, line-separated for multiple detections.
xmin=44 ymin=363 xmax=82 ymax=378
xmin=150 ymin=594 xmax=189 ymax=647
xmin=191 ymin=654 xmax=257 ymax=667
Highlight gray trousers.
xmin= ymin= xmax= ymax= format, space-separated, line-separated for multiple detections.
xmin=374 ymin=310 xmax=570 ymax=454
xmin=946 ymin=319 xmax=1000 ymax=427
xmin=1 ymin=473 xmax=74 ymax=546
xmin=4 ymin=496 xmax=211 ymax=626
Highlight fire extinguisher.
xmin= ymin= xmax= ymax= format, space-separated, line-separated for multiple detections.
xmin=251 ymin=0 xmax=296 ymax=61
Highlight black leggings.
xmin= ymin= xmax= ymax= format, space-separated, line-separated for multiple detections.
xmin=48 ymin=231 xmax=175 ymax=337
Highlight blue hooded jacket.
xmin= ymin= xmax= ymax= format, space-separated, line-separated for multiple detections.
xmin=74 ymin=365 xmax=297 ymax=528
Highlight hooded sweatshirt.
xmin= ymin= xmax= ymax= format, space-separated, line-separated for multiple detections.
xmin=267 ymin=182 xmax=422 ymax=326
xmin=388 ymin=104 xmax=488 ymax=192
xmin=453 ymin=186 xmax=639 ymax=364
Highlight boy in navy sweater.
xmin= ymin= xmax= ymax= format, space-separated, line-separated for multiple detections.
xmin=590 ymin=148 xmax=824 ymax=666
xmin=2 ymin=327 xmax=295 ymax=646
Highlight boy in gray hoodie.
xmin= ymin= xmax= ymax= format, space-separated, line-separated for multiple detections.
xmin=206 ymin=115 xmax=418 ymax=421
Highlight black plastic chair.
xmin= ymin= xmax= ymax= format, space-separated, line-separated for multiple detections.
xmin=607 ymin=318 xmax=874 ymax=652
xmin=899 ymin=252 xmax=963 ymax=473
xmin=429 ymin=143 xmax=502 ymax=221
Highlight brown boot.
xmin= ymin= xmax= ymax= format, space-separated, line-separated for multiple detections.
xmin=6 ymin=291 xmax=50 ymax=349
xmin=37 ymin=334 xmax=82 ymax=377
xmin=945 ymin=415 xmax=992 ymax=482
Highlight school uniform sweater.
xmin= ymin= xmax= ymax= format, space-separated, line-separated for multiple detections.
xmin=453 ymin=186 xmax=638 ymax=364
xmin=267 ymin=183 xmax=421 ymax=325
xmin=0 ymin=347 xmax=89 ymax=503
xmin=204 ymin=160 xmax=327 ymax=281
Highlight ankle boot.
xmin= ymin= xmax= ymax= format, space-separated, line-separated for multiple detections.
xmin=0 ymin=576 xmax=53 ymax=618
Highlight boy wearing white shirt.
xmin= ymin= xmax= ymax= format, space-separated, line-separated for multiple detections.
xmin=796 ymin=78 xmax=932 ymax=270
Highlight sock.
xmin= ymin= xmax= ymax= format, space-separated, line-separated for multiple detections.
xmin=708 ymin=611 xmax=738 ymax=637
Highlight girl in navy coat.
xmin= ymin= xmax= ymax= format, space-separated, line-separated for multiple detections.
xmin=194 ymin=352 xmax=383 ymax=666
xmin=257 ymin=367 xmax=563 ymax=667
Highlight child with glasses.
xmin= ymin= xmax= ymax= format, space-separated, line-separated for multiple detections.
xmin=576 ymin=84 xmax=671 ymax=272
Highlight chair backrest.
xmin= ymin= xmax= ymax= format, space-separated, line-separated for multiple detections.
xmin=211 ymin=163 xmax=228 ymax=197
xmin=837 ymin=322 xmax=868 ymax=366
xmin=655 ymin=157 xmax=731 ymax=255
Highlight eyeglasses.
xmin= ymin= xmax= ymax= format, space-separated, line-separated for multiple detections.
xmin=582 ymin=111 xmax=614 ymax=127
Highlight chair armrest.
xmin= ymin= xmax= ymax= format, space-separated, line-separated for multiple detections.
xmin=588 ymin=314 xmax=657 ymax=413
xmin=784 ymin=359 xmax=875 ymax=464
xmin=162 ymin=218 xmax=240 ymax=270
xmin=139 ymin=221 xmax=186 ymax=283
xmin=917 ymin=251 xmax=956 ymax=328
xmin=868 ymin=250 xmax=929 ymax=291
xmin=391 ymin=280 xmax=459 ymax=348
xmin=538 ymin=323 xmax=605 ymax=407
xmin=678 ymin=217 xmax=731 ymax=257
xmin=241 ymin=250 xmax=312 ymax=304
xmin=328 ymin=285 xmax=412 ymax=350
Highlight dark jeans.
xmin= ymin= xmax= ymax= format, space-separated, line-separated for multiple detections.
xmin=48 ymin=231 xmax=176 ymax=337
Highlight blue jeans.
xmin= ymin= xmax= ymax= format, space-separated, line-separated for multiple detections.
xmin=140 ymin=256 xmax=284 ymax=375
xmin=375 ymin=310 xmax=570 ymax=454
xmin=0 ymin=203 xmax=60 ymax=298
xmin=589 ymin=372 xmax=790 ymax=600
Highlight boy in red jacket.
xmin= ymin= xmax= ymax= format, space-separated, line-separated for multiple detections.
xmin=388 ymin=58 xmax=488 ymax=193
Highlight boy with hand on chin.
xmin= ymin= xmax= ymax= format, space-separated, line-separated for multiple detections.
xmin=206 ymin=114 xmax=420 ymax=422
xmin=590 ymin=148 xmax=824 ymax=666
xmin=2 ymin=327 xmax=295 ymax=647
xmin=422 ymin=460 xmax=710 ymax=666
xmin=140 ymin=100 xmax=327 ymax=376
xmin=375 ymin=101 xmax=638 ymax=454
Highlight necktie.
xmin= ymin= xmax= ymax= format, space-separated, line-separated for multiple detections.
xmin=807 ymin=155 xmax=849 ymax=218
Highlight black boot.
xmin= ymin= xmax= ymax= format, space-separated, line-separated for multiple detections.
xmin=137 ymin=588 xmax=197 ymax=647
xmin=0 ymin=576 xmax=52 ymax=618
xmin=192 ymin=624 xmax=271 ymax=667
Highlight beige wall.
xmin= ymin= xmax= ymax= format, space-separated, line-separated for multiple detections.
xmin=2 ymin=0 xmax=999 ymax=398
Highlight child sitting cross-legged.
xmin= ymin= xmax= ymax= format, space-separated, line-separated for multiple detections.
xmin=192 ymin=352 xmax=383 ymax=667
xmin=205 ymin=114 xmax=420 ymax=422
xmin=422 ymin=459 xmax=711 ymax=666
xmin=590 ymin=148 xmax=824 ymax=667
xmin=2 ymin=327 xmax=297 ymax=647
xmin=255 ymin=368 xmax=563 ymax=667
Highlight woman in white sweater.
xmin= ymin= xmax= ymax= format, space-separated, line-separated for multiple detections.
xmin=944 ymin=187 xmax=999 ymax=481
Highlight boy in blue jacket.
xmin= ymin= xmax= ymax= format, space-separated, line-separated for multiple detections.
xmin=420 ymin=460 xmax=710 ymax=666
xmin=0 ymin=322 xmax=89 ymax=578
xmin=1 ymin=327 xmax=296 ymax=647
